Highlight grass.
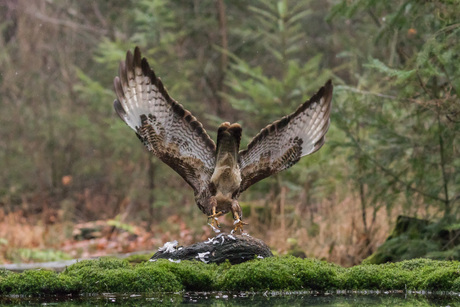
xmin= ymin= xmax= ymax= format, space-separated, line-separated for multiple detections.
xmin=0 ymin=257 xmax=459 ymax=295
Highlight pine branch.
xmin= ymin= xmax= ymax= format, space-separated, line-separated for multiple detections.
xmin=345 ymin=129 xmax=447 ymax=205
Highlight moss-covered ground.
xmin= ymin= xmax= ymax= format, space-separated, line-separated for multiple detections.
xmin=363 ymin=216 xmax=460 ymax=264
xmin=0 ymin=257 xmax=459 ymax=295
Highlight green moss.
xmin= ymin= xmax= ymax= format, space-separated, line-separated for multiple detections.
xmin=144 ymin=259 xmax=216 ymax=291
xmin=217 ymin=256 xmax=340 ymax=291
xmin=421 ymin=266 xmax=460 ymax=291
xmin=123 ymin=253 xmax=152 ymax=264
xmin=365 ymin=217 xmax=460 ymax=264
xmin=364 ymin=237 xmax=440 ymax=264
xmin=453 ymin=276 xmax=460 ymax=292
xmin=61 ymin=257 xmax=182 ymax=293
xmin=125 ymin=265 xmax=183 ymax=293
xmin=293 ymin=258 xmax=342 ymax=290
xmin=0 ymin=257 xmax=459 ymax=295
xmin=0 ymin=270 xmax=69 ymax=295
xmin=0 ymin=269 xmax=11 ymax=278
xmin=218 ymin=257 xmax=301 ymax=291
xmin=394 ymin=258 xmax=444 ymax=271
xmin=64 ymin=257 xmax=130 ymax=273
xmin=339 ymin=263 xmax=411 ymax=290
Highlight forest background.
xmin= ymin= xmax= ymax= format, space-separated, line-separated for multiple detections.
xmin=0 ymin=0 xmax=458 ymax=267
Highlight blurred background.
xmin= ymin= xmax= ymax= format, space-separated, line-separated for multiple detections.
xmin=0 ymin=0 xmax=458 ymax=267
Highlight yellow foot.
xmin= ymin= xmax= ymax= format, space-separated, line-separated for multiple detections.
xmin=207 ymin=209 xmax=224 ymax=232
xmin=232 ymin=219 xmax=248 ymax=234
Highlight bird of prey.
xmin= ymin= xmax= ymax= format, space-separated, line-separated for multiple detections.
xmin=113 ymin=47 xmax=332 ymax=233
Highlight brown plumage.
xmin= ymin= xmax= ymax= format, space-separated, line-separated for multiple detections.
xmin=113 ymin=47 xmax=333 ymax=232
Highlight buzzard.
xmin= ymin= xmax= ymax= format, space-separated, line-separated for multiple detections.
xmin=114 ymin=47 xmax=332 ymax=233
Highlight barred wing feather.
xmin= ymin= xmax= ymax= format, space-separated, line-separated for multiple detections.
xmin=113 ymin=47 xmax=216 ymax=194
xmin=238 ymin=81 xmax=333 ymax=193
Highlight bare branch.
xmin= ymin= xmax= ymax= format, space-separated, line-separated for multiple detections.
xmin=23 ymin=7 xmax=108 ymax=36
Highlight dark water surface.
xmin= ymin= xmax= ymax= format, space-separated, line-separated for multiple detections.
xmin=1 ymin=291 xmax=459 ymax=306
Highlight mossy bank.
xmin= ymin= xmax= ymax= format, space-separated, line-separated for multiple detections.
xmin=0 ymin=257 xmax=459 ymax=295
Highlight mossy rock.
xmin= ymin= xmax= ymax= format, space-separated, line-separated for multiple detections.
xmin=62 ymin=258 xmax=183 ymax=293
xmin=1 ymin=257 xmax=459 ymax=295
xmin=0 ymin=270 xmax=69 ymax=295
xmin=365 ymin=216 xmax=460 ymax=264
xmin=340 ymin=263 xmax=412 ymax=290
xmin=151 ymin=234 xmax=273 ymax=264
xmin=123 ymin=253 xmax=152 ymax=264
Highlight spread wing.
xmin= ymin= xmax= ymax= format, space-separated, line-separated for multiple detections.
xmin=113 ymin=47 xmax=216 ymax=194
xmin=238 ymin=80 xmax=333 ymax=193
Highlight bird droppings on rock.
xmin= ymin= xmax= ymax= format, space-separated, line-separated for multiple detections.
xmin=196 ymin=251 xmax=211 ymax=263
xmin=151 ymin=233 xmax=273 ymax=264
xmin=158 ymin=240 xmax=178 ymax=253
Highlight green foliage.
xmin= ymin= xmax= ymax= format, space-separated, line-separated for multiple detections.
xmin=290 ymin=257 xmax=342 ymax=290
xmin=217 ymin=256 xmax=303 ymax=291
xmin=225 ymin=1 xmax=331 ymax=135
xmin=340 ymin=263 xmax=411 ymax=290
xmin=340 ymin=259 xmax=460 ymax=291
xmin=124 ymin=253 xmax=152 ymax=264
xmin=365 ymin=216 xmax=460 ymax=264
xmin=421 ymin=266 xmax=460 ymax=291
xmin=62 ymin=258 xmax=182 ymax=293
xmin=64 ymin=257 xmax=131 ymax=273
xmin=0 ymin=269 xmax=11 ymax=278
xmin=364 ymin=59 xmax=415 ymax=84
xmin=328 ymin=0 xmax=460 ymax=245
xmin=365 ymin=237 xmax=439 ymax=264
xmin=0 ymin=0 xmax=459 ymax=268
xmin=0 ymin=270 xmax=67 ymax=295
xmin=1 ymin=257 xmax=460 ymax=295
xmin=142 ymin=260 xmax=216 ymax=291
xmin=223 ymin=0 xmax=334 ymax=208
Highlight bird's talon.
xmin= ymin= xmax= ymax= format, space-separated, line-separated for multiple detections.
xmin=208 ymin=209 xmax=224 ymax=229
xmin=233 ymin=220 xmax=248 ymax=233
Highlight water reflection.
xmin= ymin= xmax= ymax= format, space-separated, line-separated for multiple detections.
xmin=1 ymin=291 xmax=459 ymax=306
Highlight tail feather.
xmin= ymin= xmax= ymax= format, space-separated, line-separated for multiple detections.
xmin=216 ymin=122 xmax=242 ymax=164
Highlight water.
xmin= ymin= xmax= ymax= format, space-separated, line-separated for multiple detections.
xmin=0 ymin=291 xmax=458 ymax=306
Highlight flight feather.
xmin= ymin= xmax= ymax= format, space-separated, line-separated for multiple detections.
xmin=113 ymin=47 xmax=216 ymax=195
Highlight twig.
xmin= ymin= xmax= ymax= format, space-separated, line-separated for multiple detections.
xmin=337 ymin=86 xmax=422 ymax=104
xmin=24 ymin=8 xmax=108 ymax=36
xmin=345 ymin=130 xmax=447 ymax=205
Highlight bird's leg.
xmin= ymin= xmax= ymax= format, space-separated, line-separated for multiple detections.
xmin=207 ymin=197 xmax=224 ymax=231
xmin=232 ymin=211 xmax=248 ymax=233
xmin=208 ymin=206 xmax=224 ymax=228
xmin=231 ymin=200 xmax=248 ymax=233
